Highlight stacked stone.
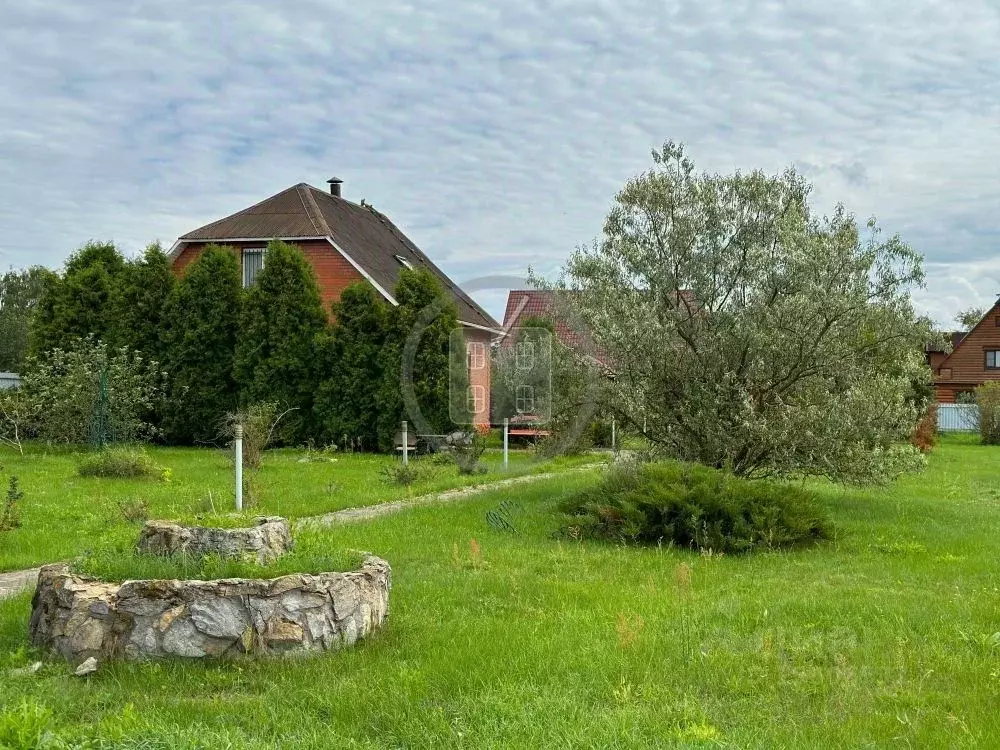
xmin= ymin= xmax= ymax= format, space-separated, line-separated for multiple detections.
xmin=137 ymin=517 xmax=293 ymax=564
xmin=28 ymin=516 xmax=391 ymax=666
xmin=29 ymin=557 xmax=391 ymax=663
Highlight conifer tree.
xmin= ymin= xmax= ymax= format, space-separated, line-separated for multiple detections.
xmin=314 ymin=283 xmax=387 ymax=449
xmin=377 ymin=269 xmax=467 ymax=450
xmin=160 ymin=245 xmax=242 ymax=444
xmin=233 ymin=240 xmax=327 ymax=444
xmin=30 ymin=241 xmax=125 ymax=354
xmin=110 ymin=243 xmax=175 ymax=363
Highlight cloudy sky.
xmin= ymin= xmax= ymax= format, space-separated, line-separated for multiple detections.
xmin=1 ymin=0 xmax=997 ymax=326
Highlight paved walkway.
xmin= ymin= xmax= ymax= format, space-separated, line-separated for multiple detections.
xmin=298 ymin=465 xmax=598 ymax=528
xmin=0 ymin=568 xmax=40 ymax=599
xmin=0 ymin=463 xmax=603 ymax=600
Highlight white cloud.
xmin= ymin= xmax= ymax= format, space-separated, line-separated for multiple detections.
xmin=0 ymin=0 xmax=997 ymax=325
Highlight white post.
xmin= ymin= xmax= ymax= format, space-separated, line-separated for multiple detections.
xmin=611 ymin=417 xmax=616 ymax=451
xmin=402 ymin=420 xmax=409 ymax=466
xmin=503 ymin=417 xmax=509 ymax=470
xmin=234 ymin=424 xmax=243 ymax=511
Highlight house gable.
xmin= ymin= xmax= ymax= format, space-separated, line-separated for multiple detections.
xmin=932 ymin=299 xmax=1000 ymax=401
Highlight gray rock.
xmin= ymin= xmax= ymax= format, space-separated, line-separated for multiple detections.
xmin=9 ymin=661 xmax=42 ymax=677
xmin=189 ymin=598 xmax=248 ymax=638
xmin=74 ymin=657 xmax=98 ymax=677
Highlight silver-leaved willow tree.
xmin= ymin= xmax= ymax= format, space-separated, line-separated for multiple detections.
xmin=549 ymin=141 xmax=934 ymax=485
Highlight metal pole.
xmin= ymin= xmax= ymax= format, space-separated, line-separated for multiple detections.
xmin=402 ymin=420 xmax=409 ymax=466
xmin=611 ymin=417 xmax=616 ymax=451
xmin=235 ymin=424 xmax=243 ymax=511
xmin=503 ymin=417 xmax=509 ymax=470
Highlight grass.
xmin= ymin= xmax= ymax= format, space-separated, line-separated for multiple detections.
xmin=1 ymin=434 xmax=999 ymax=746
xmin=0 ymin=444 xmax=599 ymax=573
xmin=73 ymin=528 xmax=365 ymax=584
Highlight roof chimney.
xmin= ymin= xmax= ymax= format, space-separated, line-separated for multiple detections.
xmin=327 ymin=177 xmax=343 ymax=198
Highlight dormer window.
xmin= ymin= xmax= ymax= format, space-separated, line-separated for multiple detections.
xmin=394 ymin=254 xmax=413 ymax=270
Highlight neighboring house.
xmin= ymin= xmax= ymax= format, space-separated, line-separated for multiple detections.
xmin=168 ymin=178 xmax=502 ymax=426
xmin=0 ymin=372 xmax=20 ymax=390
xmin=502 ymin=290 xmax=605 ymax=364
xmin=926 ymin=300 xmax=1000 ymax=402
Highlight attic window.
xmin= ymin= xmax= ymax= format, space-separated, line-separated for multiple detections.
xmin=394 ymin=255 xmax=413 ymax=270
xmin=987 ymin=351 xmax=1000 ymax=370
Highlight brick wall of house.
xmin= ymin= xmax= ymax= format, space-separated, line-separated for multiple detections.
xmin=172 ymin=240 xmax=365 ymax=315
xmin=463 ymin=328 xmax=493 ymax=427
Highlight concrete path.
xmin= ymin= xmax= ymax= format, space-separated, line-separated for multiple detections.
xmin=0 ymin=463 xmax=604 ymax=600
xmin=298 ymin=464 xmax=600 ymax=528
xmin=0 ymin=568 xmax=40 ymax=600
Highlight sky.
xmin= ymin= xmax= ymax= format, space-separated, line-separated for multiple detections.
xmin=0 ymin=1 xmax=997 ymax=327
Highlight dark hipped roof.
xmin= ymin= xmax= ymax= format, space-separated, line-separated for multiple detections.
xmin=174 ymin=183 xmax=501 ymax=332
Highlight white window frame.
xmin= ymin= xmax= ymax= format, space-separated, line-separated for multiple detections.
xmin=242 ymin=247 xmax=265 ymax=289
xmin=516 ymin=340 xmax=535 ymax=371
xmin=394 ymin=254 xmax=414 ymax=270
xmin=516 ymin=385 xmax=535 ymax=414
xmin=467 ymin=385 xmax=486 ymax=415
xmin=467 ymin=341 xmax=486 ymax=371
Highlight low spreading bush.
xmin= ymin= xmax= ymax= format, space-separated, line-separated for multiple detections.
xmin=77 ymin=446 xmax=158 ymax=478
xmin=380 ymin=463 xmax=422 ymax=486
xmin=559 ymin=461 xmax=830 ymax=554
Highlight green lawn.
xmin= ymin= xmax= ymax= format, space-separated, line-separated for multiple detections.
xmin=2 ymin=435 xmax=1000 ymax=747
xmin=0 ymin=444 xmax=599 ymax=573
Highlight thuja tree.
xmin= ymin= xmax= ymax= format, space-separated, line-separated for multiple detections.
xmin=234 ymin=240 xmax=327 ymax=445
xmin=558 ymin=141 xmax=933 ymax=484
xmin=30 ymin=241 xmax=126 ymax=355
xmin=109 ymin=243 xmax=175 ymax=363
xmin=160 ymin=245 xmax=242 ymax=444
xmin=376 ymin=269 xmax=466 ymax=450
xmin=315 ymin=282 xmax=388 ymax=449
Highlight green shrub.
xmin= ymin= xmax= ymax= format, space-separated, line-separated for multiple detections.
xmin=77 ymin=446 xmax=158 ymax=478
xmin=976 ymin=382 xmax=1000 ymax=445
xmin=380 ymin=463 xmax=422 ymax=486
xmin=559 ymin=461 xmax=830 ymax=554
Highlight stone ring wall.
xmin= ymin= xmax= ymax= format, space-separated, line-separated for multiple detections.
xmin=29 ymin=556 xmax=391 ymax=664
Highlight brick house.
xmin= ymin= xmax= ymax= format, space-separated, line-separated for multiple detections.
xmin=926 ymin=300 xmax=1000 ymax=402
xmin=168 ymin=178 xmax=502 ymax=425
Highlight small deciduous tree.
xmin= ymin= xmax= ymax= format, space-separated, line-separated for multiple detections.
xmin=160 ymin=245 xmax=242 ymax=444
xmin=20 ymin=336 xmax=164 ymax=445
xmin=955 ymin=306 xmax=986 ymax=331
xmin=234 ymin=240 xmax=327 ymax=445
xmin=557 ymin=141 xmax=933 ymax=484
